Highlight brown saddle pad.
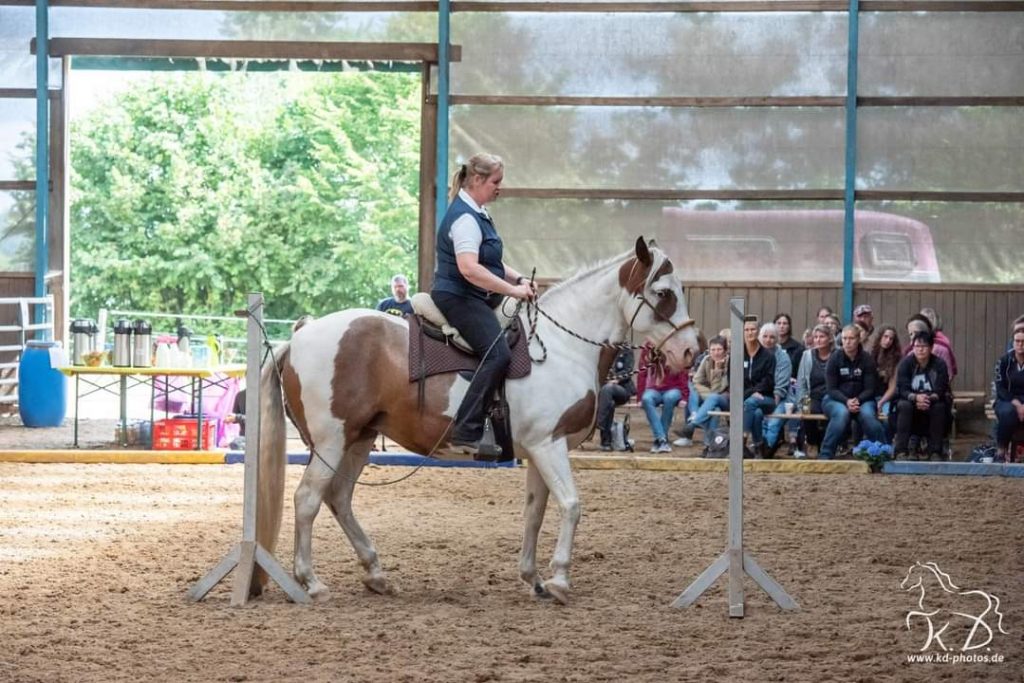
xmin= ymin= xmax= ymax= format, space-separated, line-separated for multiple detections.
xmin=408 ymin=315 xmax=532 ymax=382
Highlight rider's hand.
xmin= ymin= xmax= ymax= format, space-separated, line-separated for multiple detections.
xmin=511 ymin=282 xmax=536 ymax=301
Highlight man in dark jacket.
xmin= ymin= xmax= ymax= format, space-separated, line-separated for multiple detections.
xmin=820 ymin=324 xmax=885 ymax=459
xmin=893 ymin=330 xmax=951 ymax=461
xmin=596 ymin=347 xmax=636 ymax=450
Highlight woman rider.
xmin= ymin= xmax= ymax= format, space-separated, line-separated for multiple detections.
xmin=432 ymin=153 xmax=535 ymax=452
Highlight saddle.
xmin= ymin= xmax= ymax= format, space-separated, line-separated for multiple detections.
xmin=408 ymin=293 xmax=532 ymax=462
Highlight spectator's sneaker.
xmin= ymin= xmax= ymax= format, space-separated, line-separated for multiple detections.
xmin=650 ymin=439 xmax=664 ymax=453
xmin=908 ymin=435 xmax=920 ymax=455
xmin=673 ymin=422 xmax=696 ymax=439
xmin=786 ymin=440 xmax=797 ymax=456
xmin=657 ymin=440 xmax=673 ymax=454
xmin=793 ymin=448 xmax=806 ymax=459
xmin=894 ymin=451 xmax=909 ymax=461
xmin=672 ymin=437 xmax=693 ymax=447
xmin=599 ymin=442 xmax=613 ymax=452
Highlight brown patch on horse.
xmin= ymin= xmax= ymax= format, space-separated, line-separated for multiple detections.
xmin=281 ymin=352 xmax=311 ymax=447
xmin=553 ymin=390 xmax=596 ymax=439
xmin=329 ymin=316 xmax=462 ymax=453
xmin=618 ymin=257 xmax=648 ymax=295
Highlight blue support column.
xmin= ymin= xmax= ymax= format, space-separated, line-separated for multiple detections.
xmin=434 ymin=0 xmax=451 ymax=228
xmin=841 ymin=0 xmax=860 ymax=322
xmin=34 ymin=0 xmax=49 ymax=304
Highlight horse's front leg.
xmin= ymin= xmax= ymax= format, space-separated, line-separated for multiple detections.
xmin=519 ymin=459 xmax=550 ymax=597
xmin=523 ymin=438 xmax=581 ymax=605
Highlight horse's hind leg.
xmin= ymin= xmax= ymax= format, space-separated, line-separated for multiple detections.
xmin=293 ymin=431 xmax=345 ymax=602
xmin=325 ymin=431 xmax=392 ymax=596
xmin=519 ymin=461 xmax=550 ymax=597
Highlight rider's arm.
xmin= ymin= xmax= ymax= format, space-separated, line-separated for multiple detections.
xmin=455 ymin=252 xmax=522 ymax=297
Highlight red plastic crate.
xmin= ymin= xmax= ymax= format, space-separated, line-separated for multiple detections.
xmin=152 ymin=418 xmax=217 ymax=451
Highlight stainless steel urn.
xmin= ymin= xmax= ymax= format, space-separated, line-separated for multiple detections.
xmin=113 ymin=319 xmax=133 ymax=367
xmin=70 ymin=319 xmax=94 ymax=365
xmin=132 ymin=320 xmax=152 ymax=367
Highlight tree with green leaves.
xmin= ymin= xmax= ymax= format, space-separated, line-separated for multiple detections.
xmin=70 ymin=70 xmax=421 ymax=323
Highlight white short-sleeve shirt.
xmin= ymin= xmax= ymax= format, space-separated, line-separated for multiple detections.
xmin=450 ymin=189 xmax=489 ymax=255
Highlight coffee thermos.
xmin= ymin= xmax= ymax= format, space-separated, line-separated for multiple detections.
xmin=112 ymin=319 xmax=133 ymax=367
xmin=70 ymin=319 xmax=96 ymax=365
xmin=132 ymin=320 xmax=153 ymax=367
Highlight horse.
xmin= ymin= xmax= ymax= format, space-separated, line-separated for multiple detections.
xmin=254 ymin=237 xmax=701 ymax=604
xmin=901 ymin=561 xmax=1009 ymax=652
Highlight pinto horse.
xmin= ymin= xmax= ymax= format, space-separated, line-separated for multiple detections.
xmin=255 ymin=237 xmax=701 ymax=604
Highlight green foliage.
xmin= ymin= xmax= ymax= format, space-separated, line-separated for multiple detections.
xmin=70 ymin=71 xmax=420 ymax=323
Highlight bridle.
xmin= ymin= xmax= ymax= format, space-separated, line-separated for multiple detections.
xmin=519 ymin=254 xmax=696 ymax=376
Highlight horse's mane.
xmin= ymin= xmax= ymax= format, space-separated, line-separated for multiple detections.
xmin=539 ymin=245 xmax=669 ymax=303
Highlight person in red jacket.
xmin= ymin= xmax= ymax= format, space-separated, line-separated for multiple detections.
xmin=637 ymin=344 xmax=690 ymax=453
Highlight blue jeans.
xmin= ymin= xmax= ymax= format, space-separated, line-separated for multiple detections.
xmin=691 ymin=393 xmax=728 ymax=444
xmin=743 ymin=395 xmax=776 ymax=445
xmin=641 ymin=388 xmax=683 ymax=441
xmin=762 ymin=401 xmax=789 ymax=448
xmin=820 ymin=396 xmax=885 ymax=459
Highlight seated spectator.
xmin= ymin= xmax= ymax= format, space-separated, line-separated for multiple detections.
xmin=775 ymin=313 xmax=804 ymax=454
xmin=801 ymin=327 xmax=813 ymax=349
xmin=825 ymin=314 xmax=843 ymax=349
xmin=993 ymin=328 xmax=1024 ymax=463
xmin=637 ymin=344 xmax=689 ymax=453
xmin=904 ymin=314 xmax=956 ymax=385
xmin=758 ymin=322 xmax=792 ymax=458
xmin=893 ymin=330 xmax=951 ymax=461
xmin=816 ymin=306 xmax=833 ymax=326
xmin=919 ymin=307 xmax=958 ymax=383
xmin=853 ymin=304 xmax=875 ymax=337
xmin=675 ymin=335 xmax=729 ymax=450
xmin=795 ymin=324 xmax=835 ymax=457
xmin=820 ymin=324 xmax=885 ymax=459
xmin=869 ymin=325 xmax=902 ymax=438
xmin=596 ymin=347 xmax=635 ymax=451
xmin=741 ymin=316 xmax=777 ymax=459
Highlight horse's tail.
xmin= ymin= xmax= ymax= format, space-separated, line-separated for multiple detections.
xmin=256 ymin=341 xmax=289 ymax=567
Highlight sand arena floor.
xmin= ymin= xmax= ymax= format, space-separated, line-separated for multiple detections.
xmin=0 ymin=460 xmax=1021 ymax=683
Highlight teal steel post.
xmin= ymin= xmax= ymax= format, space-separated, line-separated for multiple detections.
xmin=841 ymin=0 xmax=860 ymax=321
xmin=34 ymin=0 xmax=49 ymax=305
xmin=435 ymin=0 xmax=451 ymax=229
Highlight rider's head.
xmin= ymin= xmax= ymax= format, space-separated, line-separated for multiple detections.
xmin=449 ymin=153 xmax=505 ymax=204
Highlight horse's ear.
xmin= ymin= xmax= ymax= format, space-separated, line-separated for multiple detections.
xmin=635 ymin=236 xmax=652 ymax=266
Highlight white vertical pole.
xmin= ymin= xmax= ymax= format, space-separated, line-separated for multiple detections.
xmin=727 ymin=297 xmax=745 ymax=617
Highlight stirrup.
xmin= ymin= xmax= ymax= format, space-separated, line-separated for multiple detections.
xmin=473 ymin=417 xmax=504 ymax=461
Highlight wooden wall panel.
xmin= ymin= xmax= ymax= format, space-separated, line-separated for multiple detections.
xmin=685 ymin=283 xmax=1022 ymax=395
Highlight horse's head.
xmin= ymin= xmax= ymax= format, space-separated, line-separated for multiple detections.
xmin=618 ymin=236 xmax=701 ymax=372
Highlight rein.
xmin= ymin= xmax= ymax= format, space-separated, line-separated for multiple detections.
xmin=511 ymin=289 xmax=695 ymax=383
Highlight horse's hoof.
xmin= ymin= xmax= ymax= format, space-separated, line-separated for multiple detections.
xmin=362 ymin=574 xmax=393 ymax=595
xmin=306 ymin=581 xmax=331 ymax=603
xmin=532 ymin=582 xmax=553 ymax=600
xmin=543 ymin=579 xmax=570 ymax=605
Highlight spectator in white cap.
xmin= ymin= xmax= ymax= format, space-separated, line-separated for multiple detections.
xmin=377 ymin=273 xmax=414 ymax=317
xmin=853 ymin=304 xmax=875 ymax=337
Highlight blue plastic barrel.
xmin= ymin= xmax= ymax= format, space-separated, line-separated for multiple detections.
xmin=18 ymin=340 xmax=67 ymax=427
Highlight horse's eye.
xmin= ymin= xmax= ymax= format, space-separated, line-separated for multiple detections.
xmin=654 ymin=289 xmax=668 ymax=299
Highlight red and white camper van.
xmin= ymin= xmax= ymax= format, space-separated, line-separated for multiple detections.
xmin=658 ymin=208 xmax=941 ymax=283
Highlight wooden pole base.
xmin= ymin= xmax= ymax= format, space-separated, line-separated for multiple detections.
xmin=188 ymin=541 xmax=311 ymax=605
